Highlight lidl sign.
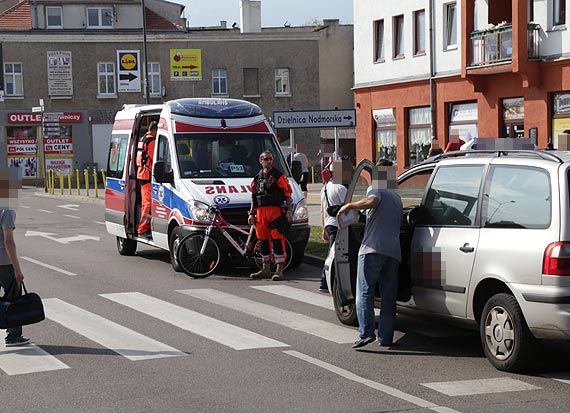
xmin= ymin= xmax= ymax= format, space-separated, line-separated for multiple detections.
xmin=117 ymin=50 xmax=141 ymax=92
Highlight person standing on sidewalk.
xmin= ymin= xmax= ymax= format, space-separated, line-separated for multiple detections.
xmin=0 ymin=168 xmax=31 ymax=347
xmin=248 ymin=151 xmax=293 ymax=281
xmin=337 ymin=159 xmax=402 ymax=348
xmin=136 ymin=121 xmax=157 ymax=238
xmin=319 ymin=167 xmax=347 ymax=292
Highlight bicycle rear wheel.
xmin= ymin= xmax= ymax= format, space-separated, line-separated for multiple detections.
xmin=177 ymin=233 xmax=220 ymax=278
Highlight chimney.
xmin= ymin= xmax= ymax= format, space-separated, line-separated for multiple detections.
xmin=220 ymin=20 xmax=227 ymax=28
xmin=240 ymin=0 xmax=261 ymax=33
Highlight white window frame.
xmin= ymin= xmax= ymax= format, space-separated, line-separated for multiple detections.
xmin=414 ymin=9 xmax=426 ymax=55
xmin=275 ymin=68 xmax=290 ymax=96
xmin=552 ymin=0 xmax=567 ymax=28
xmin=212 ymin=68 xmax=228 ymax=96
xmin=147 ymin=62 xmax=161 ymax=97
xmin=97 ymin=62 xmax=116 ymax=97
xmin=87 ymin=7 xmax=113 ymax=28
xmin=4 ymin=62 xmax=24 ymax=96
xmin=445 ymin=2 xmax=458 ymax=50
xmin=46 ymin=6 xmax=63 ymax=29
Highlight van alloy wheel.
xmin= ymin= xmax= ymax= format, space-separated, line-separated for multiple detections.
xmin=480 ymin=293 xmax=537 ymax=372
xmin=483 ymin=305 xmax=515 ymax=361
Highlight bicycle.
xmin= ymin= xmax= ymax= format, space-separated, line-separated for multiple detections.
xmin=176 ymin=205 xmax=293 ymax=278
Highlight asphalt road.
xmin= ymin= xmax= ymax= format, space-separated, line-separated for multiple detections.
xmin=1 ymin=187 xmax=570 ymax=412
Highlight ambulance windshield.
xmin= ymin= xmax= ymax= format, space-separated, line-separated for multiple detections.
xmin=174 ymin=133 xmax=289 ymax=178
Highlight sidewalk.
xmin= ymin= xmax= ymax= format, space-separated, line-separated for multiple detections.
xmin=306 ymin=183 xmax=323 ymax=227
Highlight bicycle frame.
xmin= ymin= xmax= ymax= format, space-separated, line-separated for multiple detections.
xmin=201 ymin=206 xmax=255 ymax=258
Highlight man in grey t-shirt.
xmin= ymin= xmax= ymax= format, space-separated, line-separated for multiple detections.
xmin=337 ymin=159 xmax=402 ymax=349
xmin=0 ymin=169 xmax=30 ymax=347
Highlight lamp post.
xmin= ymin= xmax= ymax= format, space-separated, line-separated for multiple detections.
xmin=141 ymin=0 xmax=150 ymax=103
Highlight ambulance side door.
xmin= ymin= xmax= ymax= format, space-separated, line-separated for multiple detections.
xmin=105 ymin=132 xmax=130 ymax=237
xmin=151 ymin=134 xmax=172 ymax=248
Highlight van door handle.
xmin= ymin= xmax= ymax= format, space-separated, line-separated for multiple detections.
xmin=459 ymin=243 xmax=474 ymax=253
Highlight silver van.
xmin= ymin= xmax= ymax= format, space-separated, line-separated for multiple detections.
xmin=327 ymin=150 xmax=570 ymax=372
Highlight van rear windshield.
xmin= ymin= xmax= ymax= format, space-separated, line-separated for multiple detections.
xmin=174 ymin=133 xmax=289 ymax=178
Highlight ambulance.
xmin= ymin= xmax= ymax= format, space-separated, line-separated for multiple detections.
xmin=105 ymin=98 xmax=310 ymax=273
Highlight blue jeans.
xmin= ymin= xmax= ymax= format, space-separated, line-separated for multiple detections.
xmin=0 ymin=264 xmax=22 ymax=340
xmin=356 ymin=253 xmax=399 ymax=345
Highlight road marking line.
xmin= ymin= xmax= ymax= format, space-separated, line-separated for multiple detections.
xmin=543 ymin=372 xmax=570 ymax=385
xmin=64 ymin=214 xmax=80 ymax=219
xmin=178 ymin=289 xmax=356 ymax=343
xmin=284 ymin=350 xmax=460 ymax=413
xmin=21 ymin=205 xmax=30 ymax=209
xmin=38 ymin=209 xmax=54 ymax=213
xmin=22 ymin=256 xmax=77 ymax=276
xmin=94 ymin=221 xmax=106 ymax=225
xmin=44 ymin=298 xmax=185 ymax=361
xmin=0 ymin=343 xmax=70 ymax=376
xmin=421 ymin=377 xmax=541 ymax=396
xmin=101 ymin=292 xmax=287 ymax=350
xmin=250 ymin=285 xmax=334 ymax=310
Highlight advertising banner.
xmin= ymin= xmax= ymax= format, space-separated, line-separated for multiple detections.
xmin=170 ymin=49 xmax=202 ymax=81
xmin=6 ymin=127 xmax=38 ymax=178
xmin=47 ymin=51 xmax=73 ymax=96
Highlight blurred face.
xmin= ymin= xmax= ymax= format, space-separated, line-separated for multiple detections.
xmin=259 ymin=153 xmax=274 ymax=169
xmin=372 ymin=165 xmax=398 ymax=190
xmin=0 ymin=168 xmax=21 ymax=208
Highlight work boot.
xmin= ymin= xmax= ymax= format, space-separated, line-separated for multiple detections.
xmin=250 ymin=262 xmax=271 ymax=279
xmin=271 ymin=264 xmax=285 ymax=281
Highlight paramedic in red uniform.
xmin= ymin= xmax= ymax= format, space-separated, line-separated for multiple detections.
xmin=136 ymin=121 xmax=157 ymax=238
xmin=248 ymin=151 xmax=293 ymax=281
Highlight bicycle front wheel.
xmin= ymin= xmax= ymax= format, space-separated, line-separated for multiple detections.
xmin=177 ymin=233 xmax=220 ymax=278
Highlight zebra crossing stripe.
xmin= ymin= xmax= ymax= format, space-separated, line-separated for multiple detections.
xmin=0 ymin=344 xmax=70 ymax=376
xmin=101 ymin=292 xmax=288 ymax=351
xmin=250 ymin=285 xmax=334 ymax=310
xmin=178 ymin=289 xmax=356 ymax=344
xmin=44 ymin=298 xmax=185 ymax=361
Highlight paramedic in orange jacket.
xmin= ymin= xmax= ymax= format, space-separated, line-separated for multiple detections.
xmin=136 ymin=121 xmax=157 ymax=238
xmin=248 ymin=151 xmax=293 ymax=281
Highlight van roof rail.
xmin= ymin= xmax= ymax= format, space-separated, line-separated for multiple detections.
xmin=430 ymin=149 xmax=564 ymax=163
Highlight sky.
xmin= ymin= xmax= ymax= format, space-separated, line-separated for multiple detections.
xmin=181 ymin=0 xmax=353 ymax=28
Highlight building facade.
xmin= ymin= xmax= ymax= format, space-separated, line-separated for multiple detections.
xmin=0 ymin=0 xmax=354 ymax=180
xmin=354 ymin=0 xmax=570 ymax=173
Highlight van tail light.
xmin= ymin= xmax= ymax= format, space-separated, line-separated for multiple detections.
xmin=543 ymin=242 xmax=570 ymax=276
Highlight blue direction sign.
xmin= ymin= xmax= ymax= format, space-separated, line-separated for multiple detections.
xmin=272 ymin=109 xmax=356 ymax=129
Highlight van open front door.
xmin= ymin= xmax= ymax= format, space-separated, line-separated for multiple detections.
xmin=124 ymin=113 xmax=145 ymax=237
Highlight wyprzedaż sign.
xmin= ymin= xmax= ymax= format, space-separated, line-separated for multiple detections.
xmin=117 ymin=50 xmax=141 ymax=92
xmin=272 ymin=109 xmax=356 ymax=129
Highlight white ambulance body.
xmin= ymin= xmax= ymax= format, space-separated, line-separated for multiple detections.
xmin=105 ymin=98 xmax=310 ymax=272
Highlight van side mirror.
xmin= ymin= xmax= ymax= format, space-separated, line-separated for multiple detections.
xmin=154 ymin=161 xmax=174 ymax=184
xmin=291 ymin=160 xmax=302 ymax=182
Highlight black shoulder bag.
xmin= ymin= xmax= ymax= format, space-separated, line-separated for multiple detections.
xmin=324 ymin=182 xmax=343 ymax=217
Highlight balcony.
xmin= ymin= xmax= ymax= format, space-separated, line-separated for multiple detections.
xmin=469 ymin=23 xmax=540 ymax=67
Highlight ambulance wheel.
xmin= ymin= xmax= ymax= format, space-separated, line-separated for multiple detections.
xmin=117 ymin=236 xmax=137 ymax=256
xmin=289 ymin=246 xmax=304 ymax=268
xmin=169 ymin=226 xmax=185 ymax=272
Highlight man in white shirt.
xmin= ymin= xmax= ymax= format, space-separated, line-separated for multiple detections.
xmin=319 ymin=167 xmax=347 ymax=292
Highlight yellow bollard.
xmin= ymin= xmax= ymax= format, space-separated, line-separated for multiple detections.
xmin=101 ymin=169 xmax=107 ymax=189
xmin=59 ymin=170 xmax=64 ymax=195
xmin=45 ymin=170 xmax=50 ymax=193
xmin=76 ymin=169 xmax=81 ymax=195
xmin=67 ymin=169 xmax=72 ymax=195
xmin=84 ymin=169 xmax=90 ymax=197
xmin=51 ymin=170 xmax=55 ymax=195
xmin=93 ymin=168 xmax=99 ymax=198
xmin=311 ymin=166 xmax=315 ymax=184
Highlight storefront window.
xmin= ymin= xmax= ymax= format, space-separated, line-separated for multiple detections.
xmin=553 ymin=92 xmax=570 ymax=148
xmin=408 ymin=107 xmax=431 ymax=166
xmin=373 ymin=108 xmax=397 ymax=163
xmin=6 ymin=126 xmax=38 ymax=178
xmin=449 ymin=102 xmax=478 ymax=150
xmin=502 ymin=97 xmax=525 ymax=138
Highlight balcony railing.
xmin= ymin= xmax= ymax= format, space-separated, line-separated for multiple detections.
xmin=470 ymin=23 xmax=540 ymax=67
